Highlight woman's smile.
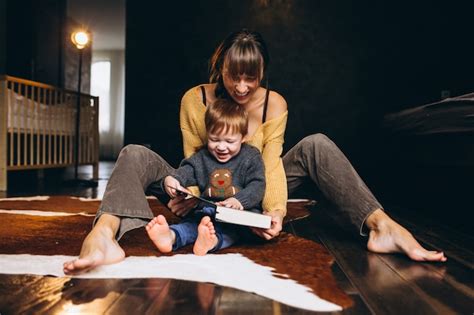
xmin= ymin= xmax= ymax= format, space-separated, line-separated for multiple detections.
xmin=233 ymin=90 xmax=250 ymax=102
xmin=235 ymin=90 xmax=249 ymax=97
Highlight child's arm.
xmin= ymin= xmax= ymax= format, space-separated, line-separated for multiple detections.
xmin=174 ymin=159 xmax=198 ymax=187
xmin=163 ymin=176 xmax=189 ymax=198
xmin=160 ymin=154 xmax=200 ymax=197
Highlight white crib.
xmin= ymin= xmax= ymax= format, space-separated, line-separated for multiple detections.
xmin=0 ymin=75 xmax=99 ymax=191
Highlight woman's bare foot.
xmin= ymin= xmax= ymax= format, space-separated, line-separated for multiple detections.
xmin=366 ymin=209 xmax=447 ymax=262
xmin=146 ymin=215 xmax=175 ymax=253
xmin=63 ymin=214 xmax=125 ymax=275
xmin=193 ymin=216 xmax=218 ymax=256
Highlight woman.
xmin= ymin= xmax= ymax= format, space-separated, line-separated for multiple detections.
xmin=64 ymin=30 xmax=445 ymax=275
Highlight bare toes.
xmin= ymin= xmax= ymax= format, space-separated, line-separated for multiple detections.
xmin=399 ymin=246 xmax=446 ymax=262
xmin=157 ymin=215 xmax=168 ymax=225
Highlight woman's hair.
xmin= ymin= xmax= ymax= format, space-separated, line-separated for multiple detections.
xmin=209 ymin=29 xmax=270 ymax=99
xmin=205 ymin=98 xmax=249 ymax=136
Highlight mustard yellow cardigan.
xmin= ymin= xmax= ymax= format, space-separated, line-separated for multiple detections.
xmin=180 ymin=86 xmax=288 ymax=215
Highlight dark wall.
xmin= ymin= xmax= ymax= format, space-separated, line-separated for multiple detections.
xmin=125 ymin=1 xmax=376 ymax=165
xmin=3 ymin=0 xmax=90 ymax=92
xmin=5 ymin=0 xmax=33 ymax=79
xmin=6 ymin=0 xmax=62 ymax=85
xmin=371 ymin=3 xmax=474 ymax=224
xmin=126 ymin=1 xmax=472 ymax=161
xmin=0 ymin=0 xmax=5 ymax=74
xmin=125 ymin=1 xmax=473 ymax=221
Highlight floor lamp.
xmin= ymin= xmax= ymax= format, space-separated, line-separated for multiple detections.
xmin=68 ymin=30 xmax=97 ymax=187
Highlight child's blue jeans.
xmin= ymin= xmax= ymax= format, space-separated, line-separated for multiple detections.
xmin=169 ymin=206 xmax=243 ymax=252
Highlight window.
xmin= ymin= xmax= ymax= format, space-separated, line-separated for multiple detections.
xmin=91 ymin=61 xmax=111 ymax=132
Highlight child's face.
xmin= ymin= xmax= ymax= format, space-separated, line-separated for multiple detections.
xmin=207 ymin=129 xmax=244 ymax=163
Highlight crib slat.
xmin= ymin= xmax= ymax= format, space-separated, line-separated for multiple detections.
xmin=77 ymin=95 xmax=81 ymax=166
xmin=51 ymin=90 xmax=55 ymax=165
xmin=23 ymin=85 xmax=27 ymax=166
xmin=65 ymin=95 xmax=69 ymax=164
xmin=75 ymin=94 xmax=79 ymax=166
xmin=70 ymin=95 xmax=74 ymax=165
xmin=80 ymin=96 xmax=84 ymax=165
xmin=80 ymin=97 xmax=84 ymax=165
xmin=67 ymin=94 xmax=72 ymax=164
xmin=82 ymin=101 xmax=86 ymax=164
xmin=0 ymin=79 xmax=8 ymax=191
xmin=53 ymin=90 xmax=57 ymax=165
xmin=82 ymin=97 xmax=86 ymax=164
xmin=48 ymin=89 xmax=52 ymax=166
xmin=59 ymin=91 xmax=63 ymax=165
xmin=19 ymin=84 xmax=23 ymax=166
xmin=63 ymin=92 xmax=67 ymax=164
xmin=63 ymin=93 xmax=67 ymax=164
xmin=56 ymin=90 xmax=61 ymax=165
xmin=34 ymin=86 xmax=40 ymax=166
xmin=41 ymin=88 xmax=46 ymax=166
xmin=30 ymin=86 xmax=35 ymax=165
xmin=8 ymin=82 xmax=14 ymax=167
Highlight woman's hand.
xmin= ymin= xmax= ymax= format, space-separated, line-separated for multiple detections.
xmin=167 ymin=194 xmax=198 ymax=217
xmin=216 ymin=197 xmax=243 ymax=210
xmin=250 ymin=209 xmax=284 ymax=240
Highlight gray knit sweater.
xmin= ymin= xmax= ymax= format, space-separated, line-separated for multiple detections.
xmin=171 ymin=144 xmax=265 ymax=210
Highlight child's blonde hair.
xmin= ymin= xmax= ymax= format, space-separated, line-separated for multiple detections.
xmin=205 ymin=99 xmax=248 ymax=136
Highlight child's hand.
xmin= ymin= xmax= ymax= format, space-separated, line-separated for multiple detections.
xmin=164 ymin=176 xmax=186 ymax=198
xmin=216 ymin=197 xmax=243 ymax=210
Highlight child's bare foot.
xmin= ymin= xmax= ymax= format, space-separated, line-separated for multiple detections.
xmin=193 ymin=216 xmax=218 ymax=256
xmin=146 ymin=215 xmax=175 ymax=253
xmin=367 ymin=209 xmax=447 ymax=262
xmin=63 ymin=214 xmax=125 ymax=275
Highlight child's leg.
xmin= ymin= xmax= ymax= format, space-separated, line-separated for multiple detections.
xmin=212 ymin=224 xmax=240 ymax=251
xmin=169 ymin=220 xmax=199 ymax=250
xmin=145 ymin=215 xmax=175 ymax=253
xmin=193 ymin=216 xmax=219 ymax=256
xmin=146 ymin=215 xmax=201 ymax=252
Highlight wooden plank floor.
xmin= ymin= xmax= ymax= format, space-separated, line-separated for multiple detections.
xmin=1 ymin=162 xmax=473 ymax=314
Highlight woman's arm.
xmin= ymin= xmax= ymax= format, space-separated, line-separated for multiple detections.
xmin=253 ymin=92 xmax=288 ymax=239
xmin=261 ymin=91 xmax=288 ymax=213
xmin=180 ymin=87 xmax=207 ymax=158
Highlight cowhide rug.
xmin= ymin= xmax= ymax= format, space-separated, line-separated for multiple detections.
xmin=0 ymin=196 xmax=353 ymax=312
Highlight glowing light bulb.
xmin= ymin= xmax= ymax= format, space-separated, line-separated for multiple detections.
xmin=71 ymin=31 xmax=90 ymax=49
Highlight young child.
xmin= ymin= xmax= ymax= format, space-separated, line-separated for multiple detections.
xmin=146 ymin=98 xmax=265 ymax=255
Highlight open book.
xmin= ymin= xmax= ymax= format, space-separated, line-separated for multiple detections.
xmin=168 ymin=186 xmax=271 ymax=229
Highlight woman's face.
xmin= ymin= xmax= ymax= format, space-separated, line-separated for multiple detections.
xmin=222 ymin=62 xmax=261 ymax=106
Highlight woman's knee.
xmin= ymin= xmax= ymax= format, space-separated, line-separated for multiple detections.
xmin=302 ymin=133 xmax=335 ymax=150
xmin=118 ymin=144 xmax=153 ymax=163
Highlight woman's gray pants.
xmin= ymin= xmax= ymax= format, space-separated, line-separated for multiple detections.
xmin=283 ymin=134 xmax=381 ymax=236
xmin=96 ymin=134 xmax=381 ymax=240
